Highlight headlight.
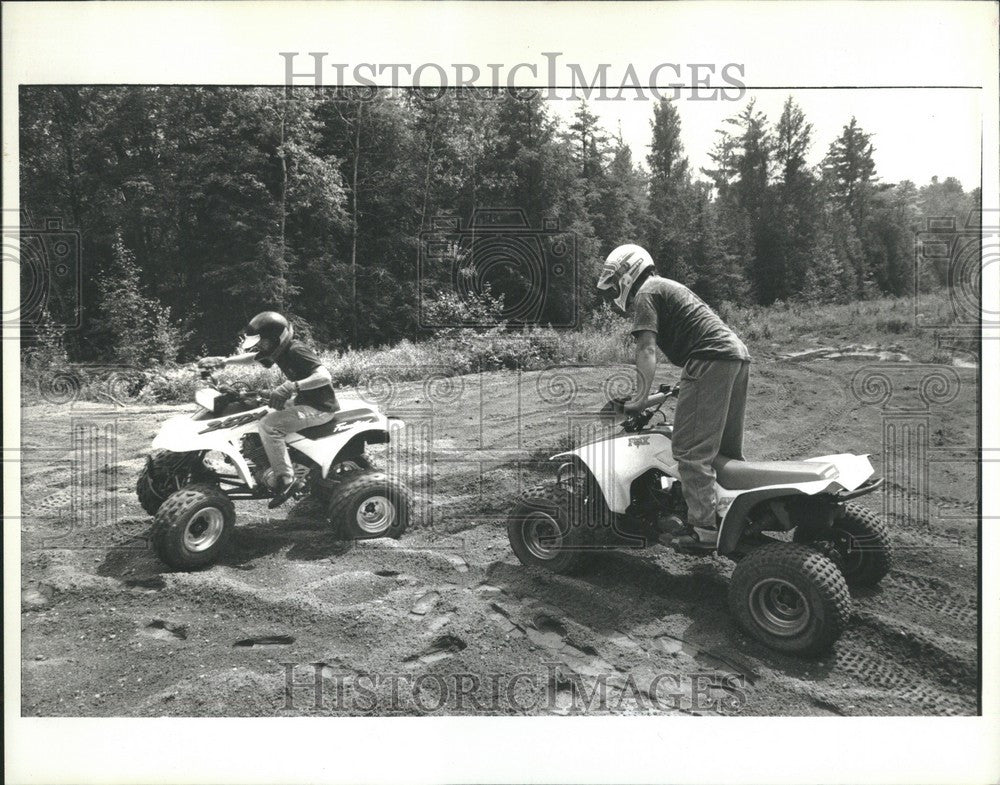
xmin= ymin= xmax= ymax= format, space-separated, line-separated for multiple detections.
xmin=195 ymin=389 xmax=220 ymax=413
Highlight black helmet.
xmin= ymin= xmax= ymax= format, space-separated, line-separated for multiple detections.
xmin=240 ymin=311 xmax=294 ymax=364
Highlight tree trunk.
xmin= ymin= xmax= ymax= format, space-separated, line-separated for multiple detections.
xmin=278 ymin=97 xmax=288 ymax=308
xmin=350 ymin=102 xmax=363 ymax=347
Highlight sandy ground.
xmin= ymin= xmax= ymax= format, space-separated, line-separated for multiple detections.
xmin=19 ymin=356 xmax=979 ymax=716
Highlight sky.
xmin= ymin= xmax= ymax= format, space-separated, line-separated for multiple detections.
xmin=547 ymin=87 xmax=982 ymax=191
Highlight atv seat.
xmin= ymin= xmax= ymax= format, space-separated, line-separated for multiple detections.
xmin=297 ymin=408 xmax=377 ymax=440
xmin=712 ymin=456 xmax=837 ymax=491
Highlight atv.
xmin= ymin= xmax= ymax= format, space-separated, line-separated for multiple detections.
xmin=137 ymin=368 xmax=412 ymax=571
xmin=507 ymin=384 xmax=891 ymax=657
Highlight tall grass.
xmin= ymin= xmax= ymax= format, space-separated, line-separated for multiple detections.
xmin=716 ymin=291 xmax=967 ymax=358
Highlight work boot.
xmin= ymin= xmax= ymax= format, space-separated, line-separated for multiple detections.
xmin=671 ymin=524 xmax=719 ymax=553
xmin=655 ymin=514 xmax=688 ymax=546
xmin=268 ymin=474 xmax=305 ymax=509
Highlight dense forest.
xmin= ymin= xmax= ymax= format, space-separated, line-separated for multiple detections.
xmin=19 ymin=86 xmax=980 ymax=364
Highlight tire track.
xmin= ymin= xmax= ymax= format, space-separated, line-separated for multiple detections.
xmin=828 ymin=634 xmax=974 ymax=715
xmin=883 ymin=570 xmax=978 ymax=627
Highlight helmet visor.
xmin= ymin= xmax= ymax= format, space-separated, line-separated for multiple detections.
xmin=241 ymin=334 xmax=261 ymax=351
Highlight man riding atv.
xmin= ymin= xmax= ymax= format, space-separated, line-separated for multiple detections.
xmin=198 ymin=311 xmax=339 ymax=508
xmin=596 ymin=244 xmax=751 ymax=551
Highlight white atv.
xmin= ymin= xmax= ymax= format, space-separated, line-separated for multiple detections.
xmin=137 ymin=369 xmax=411 ymax=570
xmin=508 ymin=385 xmax=891 ymax=657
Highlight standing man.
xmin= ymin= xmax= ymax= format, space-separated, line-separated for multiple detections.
xmin=596 ymin=244 xmax=751 ymax=550
xmin=198 ymin=311 xmax=339 ymax=508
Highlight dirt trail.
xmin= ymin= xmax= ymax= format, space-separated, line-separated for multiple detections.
xmin=20 ymin=358 xmax=979 ymax=716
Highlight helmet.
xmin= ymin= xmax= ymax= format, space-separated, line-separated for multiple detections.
xmin=240 ymin=311 xmax=294 ymax=364
xmin=596 ymin=244 xmax=655 ymax=315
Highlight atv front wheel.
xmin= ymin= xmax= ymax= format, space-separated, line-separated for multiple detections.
xmin=794 ymin=502 xmax=892 ymax=587
xmin=728 ymin=542 xmax=850 ymax=657
xmin=507 ymin=483 xmax=595 ymax=575
xmin=151 ymin=484 xmax=235 ymax=571
xmin=328 ymin=471 xmax=411 ymax=539
xmin=136 ymin=450 xmax=196 ymax=516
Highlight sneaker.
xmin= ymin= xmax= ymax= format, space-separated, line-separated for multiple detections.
xmin=268 ymin=474 xmax=305 ymax=509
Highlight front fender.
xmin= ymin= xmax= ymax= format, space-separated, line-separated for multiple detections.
xmin=151 ymin=426 xmax=255 ymax=487
xmin=552 ymin=434 xmax=675 ymax=514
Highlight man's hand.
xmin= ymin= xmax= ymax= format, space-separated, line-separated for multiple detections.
xmin=268 ymin=381 xmax=297 ymax=409
xmin=623 ymin=397 xmax=648 ymax=414
xmin=197 ymin=356 xmax=227 ymax=372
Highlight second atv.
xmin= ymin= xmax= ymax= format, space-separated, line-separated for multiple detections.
xmin=137 ymin=368 xmax=412 ymax=571
xmin=507 ymin=384 xmax=891 ymax=657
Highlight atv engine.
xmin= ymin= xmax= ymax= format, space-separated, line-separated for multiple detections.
xmin=630 ymin=469 xmax=687 ymax=528
xmin=241 ymin=433 xmax=309 ymax=491
xmin=241 ymin=433 xmax=272 ymax=486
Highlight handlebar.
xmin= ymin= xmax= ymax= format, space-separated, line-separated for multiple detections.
xmin=196 ymin=364 xmax=268 ymax=407
xmin=620 ymin=384 xmax=679 ymax=432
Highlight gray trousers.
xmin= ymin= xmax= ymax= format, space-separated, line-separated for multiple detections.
xmin=259 ymin=404 xmax=336 ymax=480
xmin=671 ymin=358 xmax=750 ymax=529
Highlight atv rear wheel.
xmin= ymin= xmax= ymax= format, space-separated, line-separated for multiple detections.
xmin=794 ymin=502 xmax=892 ymax=587
xmin=728 ymin=542 xmax=850 ymax=657
xmin=309 ymin=455 xmax=373 ymax=501
xmin=151 ymin=484 xmax=235 ymax=571
xmin=136 ymin=450 xmax=196 ymax=516
xmin=328 ymin=471 xmax=410 ymax=539
xmin=507 ymin=483 xmax=595 ymax=575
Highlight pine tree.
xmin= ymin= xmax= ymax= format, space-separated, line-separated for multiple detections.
xmin=823 ymin=117 xmax=879 ymax=293
xmin=773 ymin=97 xmax=819 ymax=299
xmin=647 ymin=98 xmax=692 ymax=280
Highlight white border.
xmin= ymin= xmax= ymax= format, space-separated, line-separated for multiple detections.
xmin=4 ymin=2 xmax=998 ymax=784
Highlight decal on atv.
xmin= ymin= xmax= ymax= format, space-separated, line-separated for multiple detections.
xmin=199 ymin=410 xmax=266 ymax=434
xmin=627 ymin=436 xmax=651 ymax=447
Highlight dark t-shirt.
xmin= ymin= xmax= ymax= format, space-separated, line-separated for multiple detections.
xmin=631 ymin=276 xmax=751 ymax=367
xmin=274 ymin=340 xmax=339 ymax=412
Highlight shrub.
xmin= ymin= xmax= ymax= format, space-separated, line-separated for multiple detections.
xmin=99 ymin=234 xmax=188 ymax=367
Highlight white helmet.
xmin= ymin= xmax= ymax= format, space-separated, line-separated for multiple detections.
xmin=596 ymin=244 xmax=655 ymax=314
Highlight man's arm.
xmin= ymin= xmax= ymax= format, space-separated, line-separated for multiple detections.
xmin=224 ymin=353 xmax=258 ymax=366
xmin=198 ymin=352 xmax=257 ymax=370
xmin=294 ymin=365 xmax=333 ymax=390
xmin=625 ymin=330 xmax=658 ymax=414
xmin=268 ymin=365 xmax=332 ymax=409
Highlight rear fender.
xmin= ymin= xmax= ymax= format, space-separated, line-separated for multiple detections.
xmin=289 ymin=423 xmax=394 ymax=478
xmin=718 ymin=489 xmax=842 ymax=556
xmin=716 ymin=454 xmax=877 ymax=556
xmin=717 ymin=489 xmax=803 ymax=556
